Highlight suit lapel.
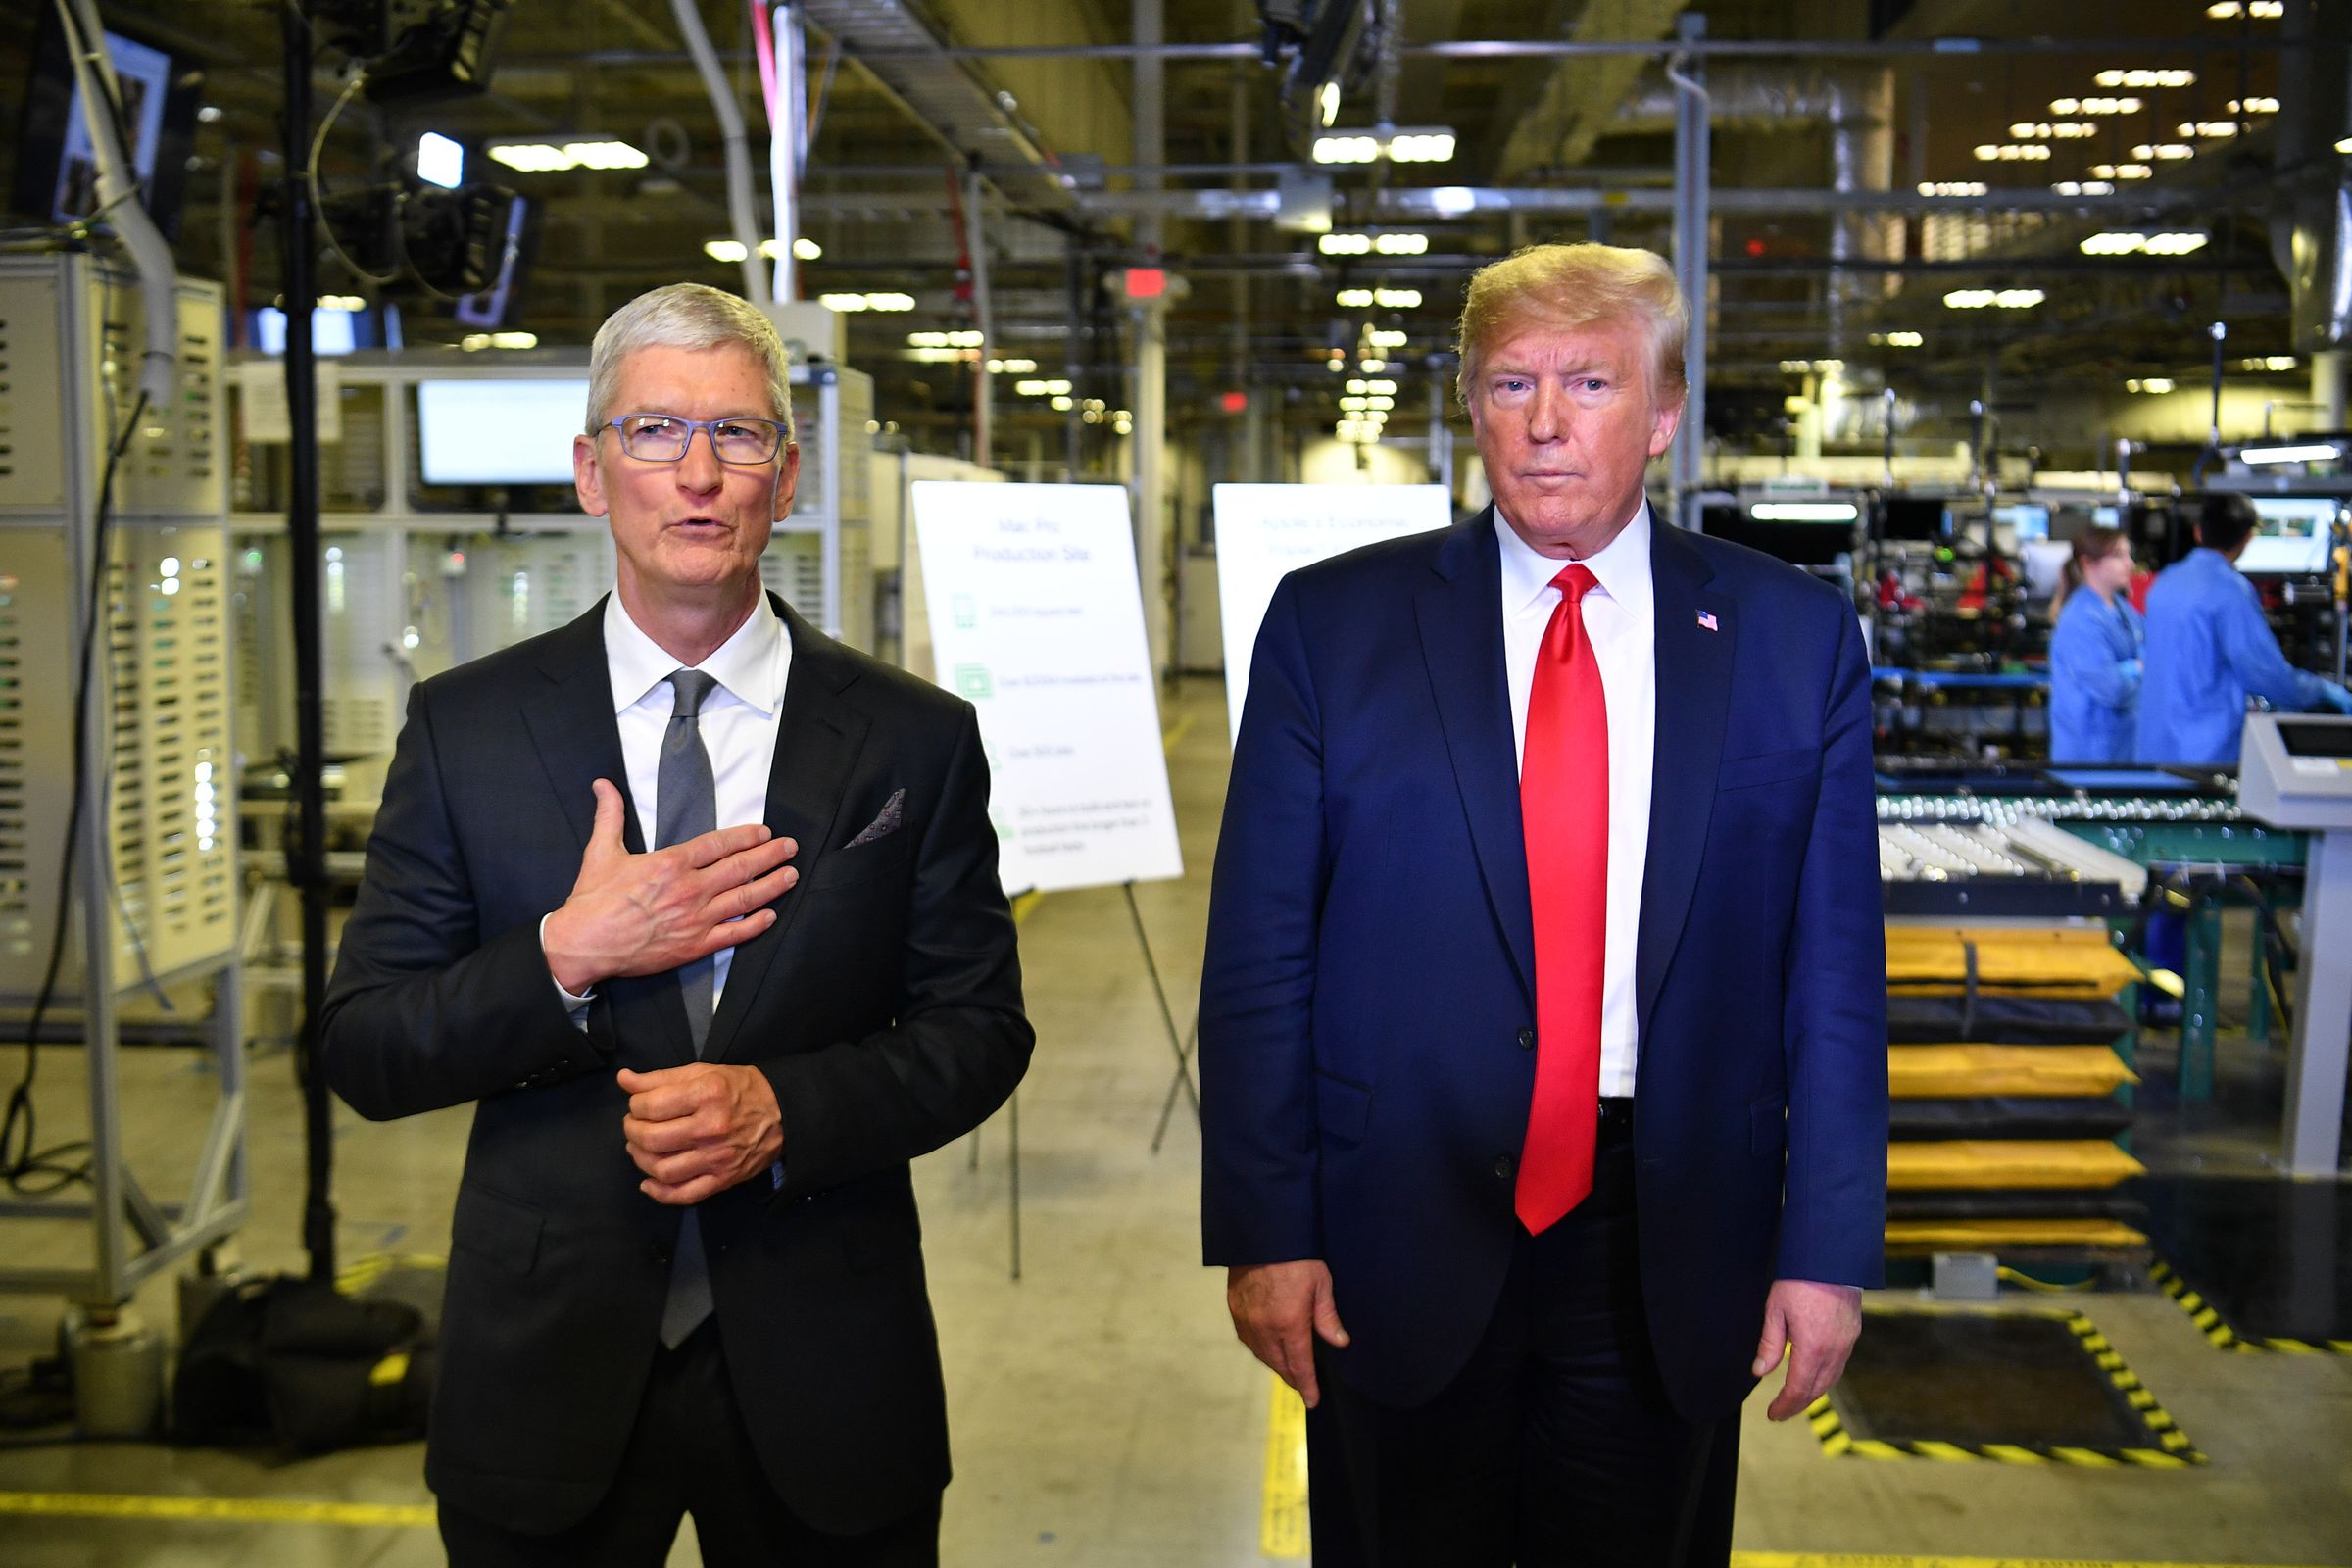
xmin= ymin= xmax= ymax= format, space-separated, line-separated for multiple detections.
xmin=1416 ymin=512 xmax=1536 ymax=1004
xmin=705 ymin=600 xmax=871 ymax=1063
xmin=1635 ymin=521 xmax=1735 ymax=1040
xmin=520 ymin=598 xmax=645 ymax=856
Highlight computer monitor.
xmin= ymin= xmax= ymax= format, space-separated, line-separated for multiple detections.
xmin=8 ymin=11 xmax=203 ymax=240
xmin=2237 ymin=496 xmax=2339 ymax=575
xmin=416 ymin=378 xmax=589 ymax=486
xmin=1993 ymin=502 xmax=2050 ymax=541
xmin=2022 ymin=539 xmax=2072 ymax=600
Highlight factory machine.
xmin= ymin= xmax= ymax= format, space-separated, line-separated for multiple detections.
xmin=1873 ymin=760 xmax=2328 ymax=1269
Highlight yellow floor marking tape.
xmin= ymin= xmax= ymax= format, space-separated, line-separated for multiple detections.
xmin=1732 ymin=1558 xmax=2335 ymax=1568
xmin=1259 ymin=1374 xmax=1310 ymax=1560
xmin=0 ymin=1492 xmax=435 ymax=1528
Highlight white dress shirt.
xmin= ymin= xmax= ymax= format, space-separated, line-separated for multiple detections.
xmin=1496 ymin=503 xmax=1656 ymax=1099
xmin=548 ymin=591 xmax=792 ymax=1010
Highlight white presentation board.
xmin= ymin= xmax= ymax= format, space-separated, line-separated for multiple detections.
xmin=1211 ymin=483 xmax=1452 ymax=743
xmin=910 ymin=481 xmax=1184 ymax=895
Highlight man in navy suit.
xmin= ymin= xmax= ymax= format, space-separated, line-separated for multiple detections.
xmin=1200 ymin=244 xmax=1887 ymax=1565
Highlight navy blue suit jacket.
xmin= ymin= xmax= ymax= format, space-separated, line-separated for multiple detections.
xmin=1199 ymin=509 xmax=1887 ymax=1419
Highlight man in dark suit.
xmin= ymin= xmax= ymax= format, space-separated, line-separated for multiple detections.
xmin=1200 ymin=244 xmax=1887 ymax=1565
xmin=321 ymin=282 xmax=1031 ymax=1566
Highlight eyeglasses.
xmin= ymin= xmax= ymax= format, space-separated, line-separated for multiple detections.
xmin=601 ymin=413 xmax=792 ymax=465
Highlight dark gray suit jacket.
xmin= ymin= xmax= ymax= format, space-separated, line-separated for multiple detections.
xmin=320 ymin=594 xmax=1032 ymax=1536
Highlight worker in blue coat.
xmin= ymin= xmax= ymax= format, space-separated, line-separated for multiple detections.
xmin=2045 ymin=525 xmax=2144 ymax=760
xmin=2136 ymin=492 xmax=2352 ymax=763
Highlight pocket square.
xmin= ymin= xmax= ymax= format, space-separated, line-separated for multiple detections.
xmin=845 ymin=789 xmax=905 ymax=848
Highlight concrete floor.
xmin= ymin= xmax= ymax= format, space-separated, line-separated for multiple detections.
xmin=3 ymin=677 xmax=2350 ymax=1566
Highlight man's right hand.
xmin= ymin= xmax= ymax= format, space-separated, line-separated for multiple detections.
xmin=1228 ymin=1259 xmax=1349 ymax=1408
xmin=542 ymin=778 xmax=800 ymax=995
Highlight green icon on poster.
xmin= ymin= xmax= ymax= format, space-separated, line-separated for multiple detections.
xmin=953 ymin=594 xmax=977 ymax=628
xmin=956 ymin=663 xmax=995 ymax=700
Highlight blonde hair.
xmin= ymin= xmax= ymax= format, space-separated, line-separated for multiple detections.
xmin=585 ymin=282 xmax=794 ymax=432
xmin=1455 ymin=243 xmax=1690 ymax=410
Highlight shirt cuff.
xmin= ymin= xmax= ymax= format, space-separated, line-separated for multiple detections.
xmin=540 ymin=913 xmax=597 ymax=1009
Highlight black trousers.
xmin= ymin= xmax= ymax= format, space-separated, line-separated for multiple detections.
xmin=1305 ymin=1108 xmax=1740 ymax=1568
xmin=438 ymin=1320 xmax=940 ymax=1568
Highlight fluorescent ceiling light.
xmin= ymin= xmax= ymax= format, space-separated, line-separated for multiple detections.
xmin=1429 ymin=186 xmax=1477 ymax=217
xmin=417 ymin=132 xmax=464 ymax=189
xmin=2230 ymin=97 xmax=2278 ymax=115
xmin=2124 ymin=377 xmax=2175 ymax=393
xmin=2180 ymin=121 xmax=2240 ymax=138
xmin=1943 ymin=288 xmax=2044 ymax=310
xmin=461 ymin=331 xmax=538 ymax=351
xmin=317 ymin=294 xmax=367 ymax=312
xmin=2010 ymin=122 xmax=2096 ymax=139
xmin=2080 ymin=230 xmax=2208 ymax=256
xmin=1014 ymin=378 xmax=1075 ymax=397
xmin=2132 ymin=142 xmax=2195 ymax=161
xmin=907 ymin=330 xmax=985 ymax=348
xmin=2052 ymin=180 xmax=2117 ymax=196
xmin=987 ymin=358 xmax=1039 ymax=374
xmin=1973 ymin=143 xmax=2053 ymax=161
xmin=2237 ymin=355 xmax=2297 ymax=371
xmin=1369 ymin=328 xmax=1408 ymax=347
xmin=2240 ymin=442 xmax=2340 ymax=465
xmin=2095 ymin=69 xmax=2195 ymax=89
xmin=1318 ymin=80 xmax=1341 ymax=127
xmin=1751 ymin=502 xmax=1859 ymax=521
xmin=2090 ymin=164 xmax=2154 ymax=180
xmin=1867 ymin=331 xmax=1923 ymax=347
xmin=1312 ymin=127 xmax=1456 ymax=166
xmin=487 ymin=138 xmax=648 ymax=172
xmin=2051 ymin=96 xmax=2141 ymax=116
xmin=1917 ymin=181 xmax=1989 ymax=197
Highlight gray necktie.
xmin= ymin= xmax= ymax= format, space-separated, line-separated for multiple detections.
xmin=656 ymin=668 xmax=718 ymax=1348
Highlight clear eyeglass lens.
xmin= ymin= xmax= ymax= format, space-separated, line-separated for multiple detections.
xmin=617 ymin=416 xmax=780 ymax=464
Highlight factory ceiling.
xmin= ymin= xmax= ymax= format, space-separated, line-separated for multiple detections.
xmin=0 ymin=0 xmax=2329 ymax=455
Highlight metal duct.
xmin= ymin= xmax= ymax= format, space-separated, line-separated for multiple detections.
xmin=2271 ymin=0 xmax=2352 ymax=350
xmin=799 ymin=0 xmax=1070 ymax=204
xmin=1613 ymin=65 xmax=1888 ymax=131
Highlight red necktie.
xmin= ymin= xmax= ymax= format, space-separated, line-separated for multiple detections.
xmin=1517 ymin=563 xmax=1608 ymax=1234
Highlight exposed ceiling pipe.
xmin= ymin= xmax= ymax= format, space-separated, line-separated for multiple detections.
xmin=670 ymin=0 xmax=770 ymax=302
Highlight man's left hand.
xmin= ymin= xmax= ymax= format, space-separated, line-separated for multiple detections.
xmin=618 ymin=1064 xmax=783 ymax=1205
xmin=1751 ymin=1278 xmax=1863 ymax=1421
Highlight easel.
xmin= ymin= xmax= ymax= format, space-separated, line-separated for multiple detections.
xmin=1125 ymin=883 xmax=1200 ymax=1154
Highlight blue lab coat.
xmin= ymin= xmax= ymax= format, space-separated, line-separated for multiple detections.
xmin=2136 ymin=548 xmax=2333 ymax=763
xmin=2046 ymin=589 xmax=2143 ymax=761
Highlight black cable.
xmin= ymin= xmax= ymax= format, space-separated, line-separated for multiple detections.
xmin=0 ymin=388 xmax=149 ymax=1198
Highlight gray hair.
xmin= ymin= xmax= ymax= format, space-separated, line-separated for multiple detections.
xmin=585 ymin=282 xmax=794 ymax=433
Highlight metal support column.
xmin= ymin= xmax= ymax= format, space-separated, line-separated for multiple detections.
xmin=968 ymin=167 xmax=993 ymax=468
xmin=1669 ymin=12 xmax=1709 ymax=531
xmin=1133 ymin=0 xmax=1171 ymax=680
xmin=2284 ymin=831 xmax=2352 ymax=1174
xmin=772 ymin=3 xmax=807 ymax=303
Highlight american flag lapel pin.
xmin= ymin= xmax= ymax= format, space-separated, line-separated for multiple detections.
xmin=1696 ymin=610 xmax=1719 ymax=632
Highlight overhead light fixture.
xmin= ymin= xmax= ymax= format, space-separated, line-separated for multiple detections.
xmin=2090 ymin=164 xmax=2154 ymax=180
xmin=703 ymin=237 xmax=820 ymax=264
xmin=816 ymin=291 xmax=915 ymax=312
xmin=317 ymin=294 xmax=368 ymax=312
xmin=2238 ymin=355 xmax=2298 ymax=371
xmin=2051 ymin=96 xmax=2142 ymax=116
xmin=1868 ymin=331 xmax=1924 ymax=347
xmin=2207 ymin=1 xmax=2282 ymax=16
xmin=486 ymin=138 xmax=649 ymax=172
xmin=1375 ymin=287 xmax=1420 ymax=308
xmin=1944 ymin=288 xmax=2045 ymax=310
xmin=1369 ymin=328 xmax=1408 ymax=347
xmin=1015 ymin=378 xmax=1075 ymax=397
xmin=1312 ymin=126 xmax=1456 ymax=165
xmin=2124 ymin=377 xmax=2176 ymax=393
xmin=1917 ymin=181 xmax=1989 ymax=197
xmin=1973 ymin=143 xmax=2053 ymax=162
xmin=2180 ymin=121 xmax=2240 ymax=139
xmin=2131 ymin=142 xmax=2195 ymax=161
xmin=1318 ymin=231 xmax=1430 ymax=256
xmin=907 ymin=330 xmax=985 ymax=349
xmin=461 ymin=331 xmax=539 ymax=351
xmin=1429 ymin=186 xmax=1477 ymax=217
xmin=2010 ymin=122 xmax=2098 ymax=139
xmin=2339 ymin=136 xmax=2352 ymax=155
xmin=2240 ymin=441 xmax=2340 ymax=465
xmin=1358 ymin=358 xmax=1388 ymax=372
xmin=2095 ymin=69 xmax=2195 ymax=90
xmin=2052 ymin=180 xmax=2118 ymax=196
xmin=987 ymin=358 xmax=1039 ymax=374
xmin=417 ymin=132 xmax=464 ymax=189
xmin=1779 ymin=358 xmax=1844 ymax=372
xmin=1751 ymin=502 xmax=1859 ymax=521
xmin=2080 ymin=230 xmax=2208 ymax=256
xmin=2230 ymin=97 xmax=2279 ymax=115
xmin=1318 ymin=80 xmax=1342 ymax=127
xmin=1051 ymin=394 xmax=1075 ymax=412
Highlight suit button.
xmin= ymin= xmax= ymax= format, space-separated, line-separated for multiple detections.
xmin=1493 ymin=1153 xmax=1516 ymax=1180
xmin=1516 ymin=1028 xmax=1535 ymax=1051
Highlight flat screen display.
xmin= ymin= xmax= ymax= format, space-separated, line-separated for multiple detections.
xmin=2277 ymin=720 xmax=2352 ymax=759
xmin=2237 ymin=497 xmax=2338 ymax=575
xmin=416 ymin=378 xmax=588 ymax=487
xmin=1993 ymin=502 xmax=2050 ymax=540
